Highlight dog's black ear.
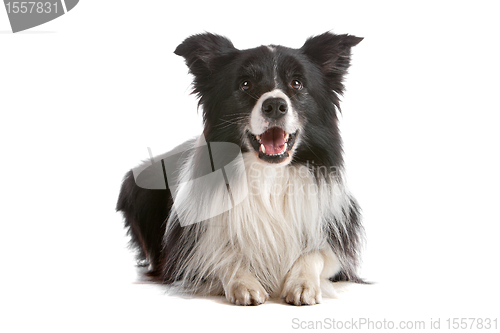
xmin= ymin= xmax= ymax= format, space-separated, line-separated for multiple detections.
xmin=301 ymin=32 xmax=363 ymax=94
xmin=174 ymin=33 xmax=237 ymax=76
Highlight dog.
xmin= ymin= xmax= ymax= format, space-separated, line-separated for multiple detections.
xmin=117 ymin=32 xmax=365 ymax=306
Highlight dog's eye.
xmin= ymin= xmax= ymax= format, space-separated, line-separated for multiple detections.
xmin=240 ymin=80 xmax=252 ymax=91
xmin=290 ymin=79 xmax=303 ymax=90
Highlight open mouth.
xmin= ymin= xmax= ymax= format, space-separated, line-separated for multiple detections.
xmin=248 ymin=127 xmax=298 ymax=163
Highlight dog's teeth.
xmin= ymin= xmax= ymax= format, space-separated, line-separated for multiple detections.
xmin=283 ymin=143 xmax=287 ymax=152
xmin=284 ymin=132 xmax=289 ymax=141
xmin=256 ymin=135 xmax=261 ymax=141
xmin=260 ymin=144 xmax=266 ymax=154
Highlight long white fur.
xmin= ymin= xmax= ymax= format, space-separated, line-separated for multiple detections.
xmin=166 ymin=140 xmax=355 ymax=301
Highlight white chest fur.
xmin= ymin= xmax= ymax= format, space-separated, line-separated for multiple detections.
xmin=169 ymin=148 xmax=351 ymax=295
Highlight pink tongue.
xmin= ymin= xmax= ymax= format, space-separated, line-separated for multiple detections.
xmin=261 ymin=127 xmax=285 ymax=155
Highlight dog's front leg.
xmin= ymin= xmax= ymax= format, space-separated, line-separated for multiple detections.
xmin=221 ymin=262 xmax=268 ymax=306
xmin=281 ymin=248 xmax=341 ymax=305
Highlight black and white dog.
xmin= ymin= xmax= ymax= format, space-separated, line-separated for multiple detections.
xmin=117 ymin=32 xmax=365 ymax=306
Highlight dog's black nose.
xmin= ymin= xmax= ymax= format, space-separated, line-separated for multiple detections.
xmin=262 ymin=98 xmax=288 ymax=119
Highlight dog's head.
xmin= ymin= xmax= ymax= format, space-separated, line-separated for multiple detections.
xmin=175 ymin=32 xmax=362 ymax=167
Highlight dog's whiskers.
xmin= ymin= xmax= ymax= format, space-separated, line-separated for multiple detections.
xmin=215 ymin=115 xmax=249 ymax=130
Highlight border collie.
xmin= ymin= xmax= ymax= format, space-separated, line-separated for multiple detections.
xmin=117 ymin=32 xmax=365 ymax=306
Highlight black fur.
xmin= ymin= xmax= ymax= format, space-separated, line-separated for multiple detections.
xmin=116 ymin=170 xmax=171 ymax=278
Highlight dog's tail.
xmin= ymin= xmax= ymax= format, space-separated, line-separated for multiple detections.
xmin=331 ymin=270 xmax=371 ymax=284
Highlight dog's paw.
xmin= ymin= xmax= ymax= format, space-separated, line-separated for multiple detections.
xmin=281 ymin=277 xmax=322 ymax=306
xmin=225 ymin=279 xmax=268 ymax=306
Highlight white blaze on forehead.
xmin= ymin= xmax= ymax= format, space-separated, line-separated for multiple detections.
xmin=249 ymin=89 xmax=300 ymax=135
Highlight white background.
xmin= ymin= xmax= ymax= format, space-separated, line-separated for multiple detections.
xmin=1 ymin=1 xmax=499 ymax=332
